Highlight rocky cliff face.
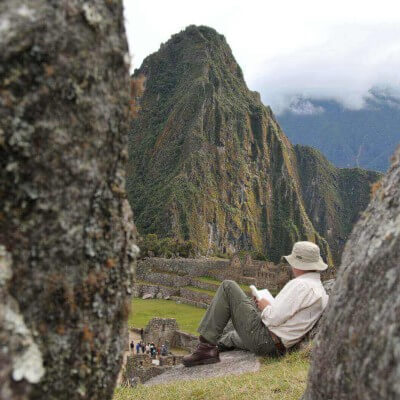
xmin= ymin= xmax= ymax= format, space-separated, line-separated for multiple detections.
xmin=127 ymin=25 xmax=378 ymax=264
xmin=303 ymin=146 xmax=400 ymax=399
xmin=0 ymin=1 xmax=136 ymax=399
xmin=295 ymin=145 xmax=381 ymax=262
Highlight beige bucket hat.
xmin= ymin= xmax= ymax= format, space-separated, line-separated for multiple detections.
xmin=283 ymin=241 xmax=328 ymax=271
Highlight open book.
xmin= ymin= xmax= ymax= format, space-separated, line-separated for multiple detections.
xmin=249 ymin=285 xmax=275 ymax=305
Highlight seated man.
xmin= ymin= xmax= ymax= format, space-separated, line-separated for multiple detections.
xmin=182 ymin=241 xmax=329 ymax=367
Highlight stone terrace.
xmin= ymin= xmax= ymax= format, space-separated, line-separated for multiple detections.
xmin=134 ymin=255 xmax=291 ymax=307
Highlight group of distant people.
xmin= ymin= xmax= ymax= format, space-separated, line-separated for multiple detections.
xmin=130 ymin=340 xmax=169 ymax=358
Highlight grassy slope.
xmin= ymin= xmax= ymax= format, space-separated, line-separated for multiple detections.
xmin=114 ymin=349 xmax=309 ymax=400
xmin=128 ymin=298 xmax=206 ymax=335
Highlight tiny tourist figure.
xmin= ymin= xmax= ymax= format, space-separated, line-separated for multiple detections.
xmin=182 ymin=241 xmax=329 ymax=367
xmin=141 ymin=342 xmax=145 ymax=353
xmin=130 ymin=340 xmax=134 ymax=354
xmin=140 ymin=328 xmax=144 ymax=340
xmin=136 ymin=341 xmax=141 ymax=354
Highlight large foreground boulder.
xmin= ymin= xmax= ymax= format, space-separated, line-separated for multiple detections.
xmin=0 ymin=1 xmax=136 ymax=399
xmin=303 ymin=147 xmax=400 ymax=400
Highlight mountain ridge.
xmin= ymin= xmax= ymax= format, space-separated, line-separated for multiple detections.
xmin=277 ymin=93 xmax=400 ymax=171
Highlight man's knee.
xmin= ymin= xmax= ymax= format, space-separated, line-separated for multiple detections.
xmin=222 ymin=280 xmax=243 ymax=296
xmin=222 ymin=280 xmax=236 ymax=290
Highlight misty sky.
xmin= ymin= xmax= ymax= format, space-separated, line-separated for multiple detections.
xmin=123 ymin=0 xmax=400 ymax=114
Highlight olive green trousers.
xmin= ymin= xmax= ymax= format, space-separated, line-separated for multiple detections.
xmin=197 ymin=280 xmax=278 ymax=356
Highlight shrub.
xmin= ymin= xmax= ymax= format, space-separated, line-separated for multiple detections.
xmin=137 ymin=234 xmax=197 ymax=258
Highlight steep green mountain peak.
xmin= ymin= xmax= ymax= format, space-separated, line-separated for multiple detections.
xmin=127 ymin=25 xmax=379 ymax=264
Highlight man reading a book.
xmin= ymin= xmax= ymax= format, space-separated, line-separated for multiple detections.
xmin=182 ymin=241 xmax=329 ymax=367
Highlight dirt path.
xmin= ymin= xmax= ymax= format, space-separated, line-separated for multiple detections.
xmin=117 ymin=331 xmax=142 ymax=385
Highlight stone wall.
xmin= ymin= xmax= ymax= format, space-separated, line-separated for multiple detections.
xmin=172 ymin=330 xmax=199 ymax=352
xmin=143 ymin=318 xmax=179 ymax=347
xmin=138 ymin=257 xmax=230 ymax=277
xmin=179 ymin=288 xmax=214 ymax=304
xmin=123 ymin=356 xmax=165 ymax=385
xmin=159 ymin=355 xmax=184 ymax=366
xmin=170 ymin=296 xmax=209 ymax=309
xmin=137 ymin=270 xmax=192 ymax=287
xmin=136 ymin=283 xmax=179 ymax=298
xmin=254 ymin=264 xmax=292 ymax=293
xmin=128 ymin=354 xmax=152 ymax=369
xmin=135 ymin=255 xmax=303 ymax=309
xmin=207 ymin=269 xmax=241 ymax=283
xmin=123 ymin=353 xmax=184 ymax=385
xmin=136 ymin=318 xmax=199 ymax=352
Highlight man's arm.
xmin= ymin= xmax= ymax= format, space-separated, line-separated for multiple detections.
xmin=261 ymin=281 xmax=313 ymax=327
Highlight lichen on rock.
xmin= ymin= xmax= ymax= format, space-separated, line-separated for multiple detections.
xmin=0 ymin=0 xmax=136 ymax=399
xmin=303 ymin=146 xmax=400 ymax=400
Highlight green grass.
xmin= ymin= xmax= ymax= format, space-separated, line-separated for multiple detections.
xmin=183 ymin=285 xmax=216 ymax=296
xmin=113 ymin=348 xmax=310 ymax=400
xmin=197 ymin=276 xmax=221 ymax=285
xmin=197 ymin=276 xmax=251 ymax=294
xmin=128 ymin=298 xmax=206 ymax=335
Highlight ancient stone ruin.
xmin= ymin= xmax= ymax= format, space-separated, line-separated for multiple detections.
xmin=0 ymin=1 xmax=136 ymax=399
xmin=303 ymin=146 xmax=400 ymax=400
xmin=143 ymin=318 xmax=179 ymax=348
xmin=131 ymin=318 xmax=199 ymax=352
xmin=123 ymin=318 xmax=195 ymax=385
xmin=134 ymin=255 xmax=292 ymax=308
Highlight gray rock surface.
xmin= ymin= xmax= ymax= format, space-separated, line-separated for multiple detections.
xmin=0 ymin=1 xmax=136 ymax=399
xmin=303 ymin=146 xmax=400 ymax=400
xmin=144 ymin=350 xmax=260 ymax=386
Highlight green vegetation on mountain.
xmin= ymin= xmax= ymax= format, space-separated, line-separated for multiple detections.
xmin=127 ymin=25 xmax=380 ymax=264
xmin=294 ymin=145 xmax=382 ymax=261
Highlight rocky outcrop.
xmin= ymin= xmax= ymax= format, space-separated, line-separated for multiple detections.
xmin=303 ymin=146 xmax=400 ymax=400
xmin=127 ymin=25 xmax=378 ymax=264
xmin=144 ymin=350 xmax=261 ymax=386
xmin=0 ymin=1 xmax=136 ymax=399
xmin=295 ymin=145 xmax=381 ymax=264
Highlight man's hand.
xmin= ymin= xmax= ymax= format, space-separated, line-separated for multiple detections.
xmin=255 ymin=297 xmax=270 ymax=312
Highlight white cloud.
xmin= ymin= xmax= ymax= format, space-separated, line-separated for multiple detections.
xmin=252 ymin=23 xmax=400 ymax=113
xmin=286 ymin=97 xmax=325 ymax=115
xmin=123 ymin=0 xmax=400 ymax=113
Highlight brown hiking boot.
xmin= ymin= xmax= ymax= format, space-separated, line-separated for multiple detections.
xmin=182 ymin=342 xmax=220 ymax=367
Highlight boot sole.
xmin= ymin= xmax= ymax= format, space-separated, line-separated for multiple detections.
xmin=182 ymin=357 xmax=220 ymax=368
